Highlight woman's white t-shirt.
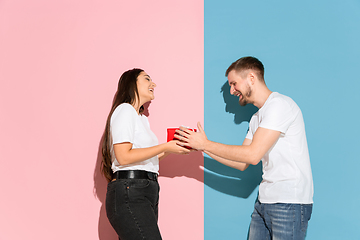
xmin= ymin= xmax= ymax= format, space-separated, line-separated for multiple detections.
xmin=246 ymin=92 xmax=314 ymax=204
xmin=110 ymin=103 xmax=159 ymax=174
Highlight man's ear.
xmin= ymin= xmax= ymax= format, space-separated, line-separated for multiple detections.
xmin=248 ymin=72 xmax=256 ymax=85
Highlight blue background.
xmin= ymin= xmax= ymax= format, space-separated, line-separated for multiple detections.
xmin=204 ymin=0 xmax=360 ymax=239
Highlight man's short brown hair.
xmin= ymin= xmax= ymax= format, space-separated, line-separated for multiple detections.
xmin=225 ymin=56 xmax=265 ymax=82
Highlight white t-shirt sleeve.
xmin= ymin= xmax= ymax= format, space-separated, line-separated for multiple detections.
xmin=259 ymin=98 xmax=294 ymax=133
xmin=111 ymin=104 xmax=137 ymax=144
xmin=245 ymin=122 xmax=254 ymax=140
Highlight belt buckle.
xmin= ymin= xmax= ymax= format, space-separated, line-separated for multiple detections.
xmin=129 ymin=171 xmax=136 ymax=179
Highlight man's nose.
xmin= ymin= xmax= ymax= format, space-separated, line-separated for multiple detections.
xmin=230 ymin=86 xmax=235 ymax=95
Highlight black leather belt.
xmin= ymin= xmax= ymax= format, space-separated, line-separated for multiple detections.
xmin=113 ymin=170 xmax=158 ymax=181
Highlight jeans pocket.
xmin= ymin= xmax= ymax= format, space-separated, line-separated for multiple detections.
xmin=300 ymin=204 xmax=313 ymax=233
xmin=304 ymin=204 xmax=313 ymax=221
xmin=129 ymin=179 xmax=151 ymax=189
xmin=127 ymin=179 xmax=159 ymax=205
xmin=105 ymin=182 xmax=117 ymax=220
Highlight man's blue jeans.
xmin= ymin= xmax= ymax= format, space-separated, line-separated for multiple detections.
xmin=248 ymin=200 xmax=313 ymax=240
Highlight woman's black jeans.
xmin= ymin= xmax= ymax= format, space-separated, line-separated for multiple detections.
xmin=106 ymin=177 xmax=162 ymax=240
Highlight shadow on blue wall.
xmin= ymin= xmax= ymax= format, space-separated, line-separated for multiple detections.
xmin=204 ymin=81 xmax=261 ymax=199
xmin=204 ymin=156 xmax=262 ymax=198
xmin=221 ymin=81 xmax=258 ymax=125
xmin=204 ymin=81 xmax=261 ymax=238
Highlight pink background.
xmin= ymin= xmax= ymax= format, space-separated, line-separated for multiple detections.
xmin=0 ymin=0 xmax=204 ymax=239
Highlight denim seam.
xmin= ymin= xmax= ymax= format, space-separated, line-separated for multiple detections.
xmin=300 ymin=204 xmax=307 ymax=234
xmin=125 ymin=182 xmax=146 ymax=240
xmin=292 ymin=204 xmax=295 ymax=240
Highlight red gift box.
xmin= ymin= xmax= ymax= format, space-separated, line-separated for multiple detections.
xmin=167 ymin=128 xmax=196 ymax=142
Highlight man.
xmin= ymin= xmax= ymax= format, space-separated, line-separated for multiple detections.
xmin=176 ymin=56 xmax=313 ymax=240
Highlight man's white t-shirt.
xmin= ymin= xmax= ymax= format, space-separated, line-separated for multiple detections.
xmin=110 ymin=103 xmax=159 ymax=174
xmin=246 ymin=92 xmax=313 ymax=204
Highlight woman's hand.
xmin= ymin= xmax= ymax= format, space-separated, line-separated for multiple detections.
xmin=165 ymin=140 xmax=193 ymax=154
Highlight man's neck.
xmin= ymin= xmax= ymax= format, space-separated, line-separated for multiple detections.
xmin=252 ymin=85 xmax=272 ymax=109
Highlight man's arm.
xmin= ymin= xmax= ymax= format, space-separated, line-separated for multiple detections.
xmin=204 ymin=138 xmax=251 ymax=171
xmin=177 ymin=122 xmax=281 ymax=166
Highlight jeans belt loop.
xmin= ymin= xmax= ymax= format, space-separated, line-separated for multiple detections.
xmin=147 ymin=172 xmax=158 ymax=181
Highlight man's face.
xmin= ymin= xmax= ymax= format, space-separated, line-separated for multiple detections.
xmin=227 ymin=70 xmax=252 ymax=106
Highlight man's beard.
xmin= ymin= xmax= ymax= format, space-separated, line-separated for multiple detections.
xmin=239 ymin=84 xmax=252 ymax=106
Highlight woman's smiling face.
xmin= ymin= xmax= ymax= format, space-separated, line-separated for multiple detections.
xmin=136 ymin=71 xmax=156 ymax=103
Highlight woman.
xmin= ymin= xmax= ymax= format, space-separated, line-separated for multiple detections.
xmin=101 ymin=68 xmax=190 ymax=240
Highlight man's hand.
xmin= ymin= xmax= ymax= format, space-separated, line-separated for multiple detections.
xmin=175 ymin=122 xmax=207 ymax=151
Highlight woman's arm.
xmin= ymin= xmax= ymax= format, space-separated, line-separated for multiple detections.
xmin=158 ymin=152 xmax=171 ymax=161
xmin=114 ymin=140 xmax=190 ymax=165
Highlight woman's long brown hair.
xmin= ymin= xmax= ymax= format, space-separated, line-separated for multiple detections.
xmin=101 ymin=68 xmax=144 ymax=182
